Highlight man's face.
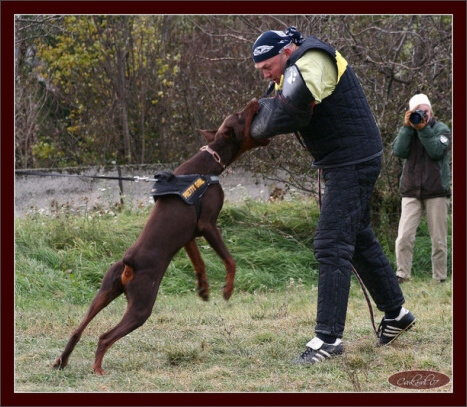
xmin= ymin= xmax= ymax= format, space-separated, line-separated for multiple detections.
xmin=254 ymin=52 xmax=288 ymax=84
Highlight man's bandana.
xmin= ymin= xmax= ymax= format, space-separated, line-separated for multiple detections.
xmin=252 ymin=26 xmax=304 ymax=63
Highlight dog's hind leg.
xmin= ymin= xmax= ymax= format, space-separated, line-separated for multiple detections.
xmin=53 ymin=260 xmax=125 ymax=371
xmin=92 ymin=267 xmax=163 ymax=375
xmin=184 ymin=239 xmax=210 ymax=301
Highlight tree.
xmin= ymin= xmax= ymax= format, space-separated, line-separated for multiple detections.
xmin=15 ymin=15 xmax=452 ymax=238
xmin=20 ymin=15 xmax=180 ymax=166
xmin=15 ymin=15 xmax=67 ymax=168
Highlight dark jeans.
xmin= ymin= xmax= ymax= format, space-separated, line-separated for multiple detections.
xmin=313 ymin=156 xmax=404 ymax=338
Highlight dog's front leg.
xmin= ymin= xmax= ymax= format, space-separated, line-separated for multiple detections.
xmin=201 ymin=224 xmax=236 ymax=300
xmin=184 ymin=239 xmax=210 ymax=301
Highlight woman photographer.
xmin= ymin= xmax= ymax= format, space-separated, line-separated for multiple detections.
xmin=392 ymin=94 xmax=451 ymax=283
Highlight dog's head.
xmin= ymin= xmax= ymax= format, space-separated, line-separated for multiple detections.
xmin=199 ymin=98 xmax=269 ymax=163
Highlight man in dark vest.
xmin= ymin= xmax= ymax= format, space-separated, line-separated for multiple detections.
xmin=250 ymin=27 xmax=416 ymax=364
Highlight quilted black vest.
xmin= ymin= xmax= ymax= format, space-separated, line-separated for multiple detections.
xmin=288 ymin=36 xmax=383 ymax=168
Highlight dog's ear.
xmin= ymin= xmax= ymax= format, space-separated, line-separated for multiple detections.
xmin=198 ymin=129 xmax=217 ymax=142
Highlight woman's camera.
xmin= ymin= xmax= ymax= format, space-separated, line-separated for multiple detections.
xmin=409 ymin=110 xmax=427 ymax=125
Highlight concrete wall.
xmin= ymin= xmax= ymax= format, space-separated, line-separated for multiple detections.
xmin=15 ymin=164 xmax=299 ymax=217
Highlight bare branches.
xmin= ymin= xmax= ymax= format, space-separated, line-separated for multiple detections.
xmin=15 ymin=14 xmax=452 ymax=194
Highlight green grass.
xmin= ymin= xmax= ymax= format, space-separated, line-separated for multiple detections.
xmin=14 ymin=199 xmax=453 ymax=393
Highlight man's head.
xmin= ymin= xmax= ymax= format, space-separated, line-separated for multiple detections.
xmin=252 ymin=27 xmax=304 ymax=84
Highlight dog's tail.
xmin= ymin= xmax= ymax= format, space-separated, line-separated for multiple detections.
xmin=121 ymin=264 xmax=134 ymax=286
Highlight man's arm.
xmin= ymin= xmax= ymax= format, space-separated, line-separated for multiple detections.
xmin=250 ymin=65 xmax=314 ymax=140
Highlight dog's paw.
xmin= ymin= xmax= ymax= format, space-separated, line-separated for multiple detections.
xmin=222 ymin=284 xmax=234 ymax=301
xmin=197 ymin=287 xmax=210 ymax=301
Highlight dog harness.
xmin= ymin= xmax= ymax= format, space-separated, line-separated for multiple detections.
xmin=150 ymin=172 xmax=220 ymax=218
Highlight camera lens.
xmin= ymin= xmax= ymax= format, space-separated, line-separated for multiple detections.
xmin=409 ymin=111 xmax=424 ymax=125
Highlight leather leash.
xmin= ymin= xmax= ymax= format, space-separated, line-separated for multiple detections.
xmin=15 ymin=170 xmax=156 ymax=182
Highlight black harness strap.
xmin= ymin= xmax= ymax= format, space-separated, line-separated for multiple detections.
xmin=150 ymin=172 xmax=220 ymax=219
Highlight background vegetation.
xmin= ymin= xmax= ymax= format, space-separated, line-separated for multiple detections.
xmin=15 ymin=201 xmax=452 ymax=392
xmin=15 ymin=14 xmax=453 ymax=240
xmin=14 ymin=14 xmax=454 ymax=394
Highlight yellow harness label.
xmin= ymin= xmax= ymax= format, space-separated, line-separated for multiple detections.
xmin=182 ymin=177 xmax=206 ymax=199
xmin=151 ymin=173 xmax=218 ymax=211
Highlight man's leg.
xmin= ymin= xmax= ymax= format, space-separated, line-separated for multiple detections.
xmin=351 ymin=158 xmax=404 ymax=312
xmin=313 ymin=165 xmax=360 ymax=339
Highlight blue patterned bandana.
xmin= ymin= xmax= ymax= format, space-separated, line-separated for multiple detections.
xmin=252 ymin=27 xmax=304 ymax=63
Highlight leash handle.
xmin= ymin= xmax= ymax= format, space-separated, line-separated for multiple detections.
xmin=352 ymin=268 xmax=379 ymax=337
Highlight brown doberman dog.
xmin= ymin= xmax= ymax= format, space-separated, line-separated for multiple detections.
xmin=52 ymin=99 xmax=269 ymax=375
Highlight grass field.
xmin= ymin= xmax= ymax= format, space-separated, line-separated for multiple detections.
xmin=14 ymin=199 xmax=454 ymax=394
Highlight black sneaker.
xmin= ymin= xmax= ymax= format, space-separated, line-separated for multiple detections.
xmin=295 ymin=337 xmax=344 ymax=364
xmin=377 ymin=307 xmax=416 ymax=346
